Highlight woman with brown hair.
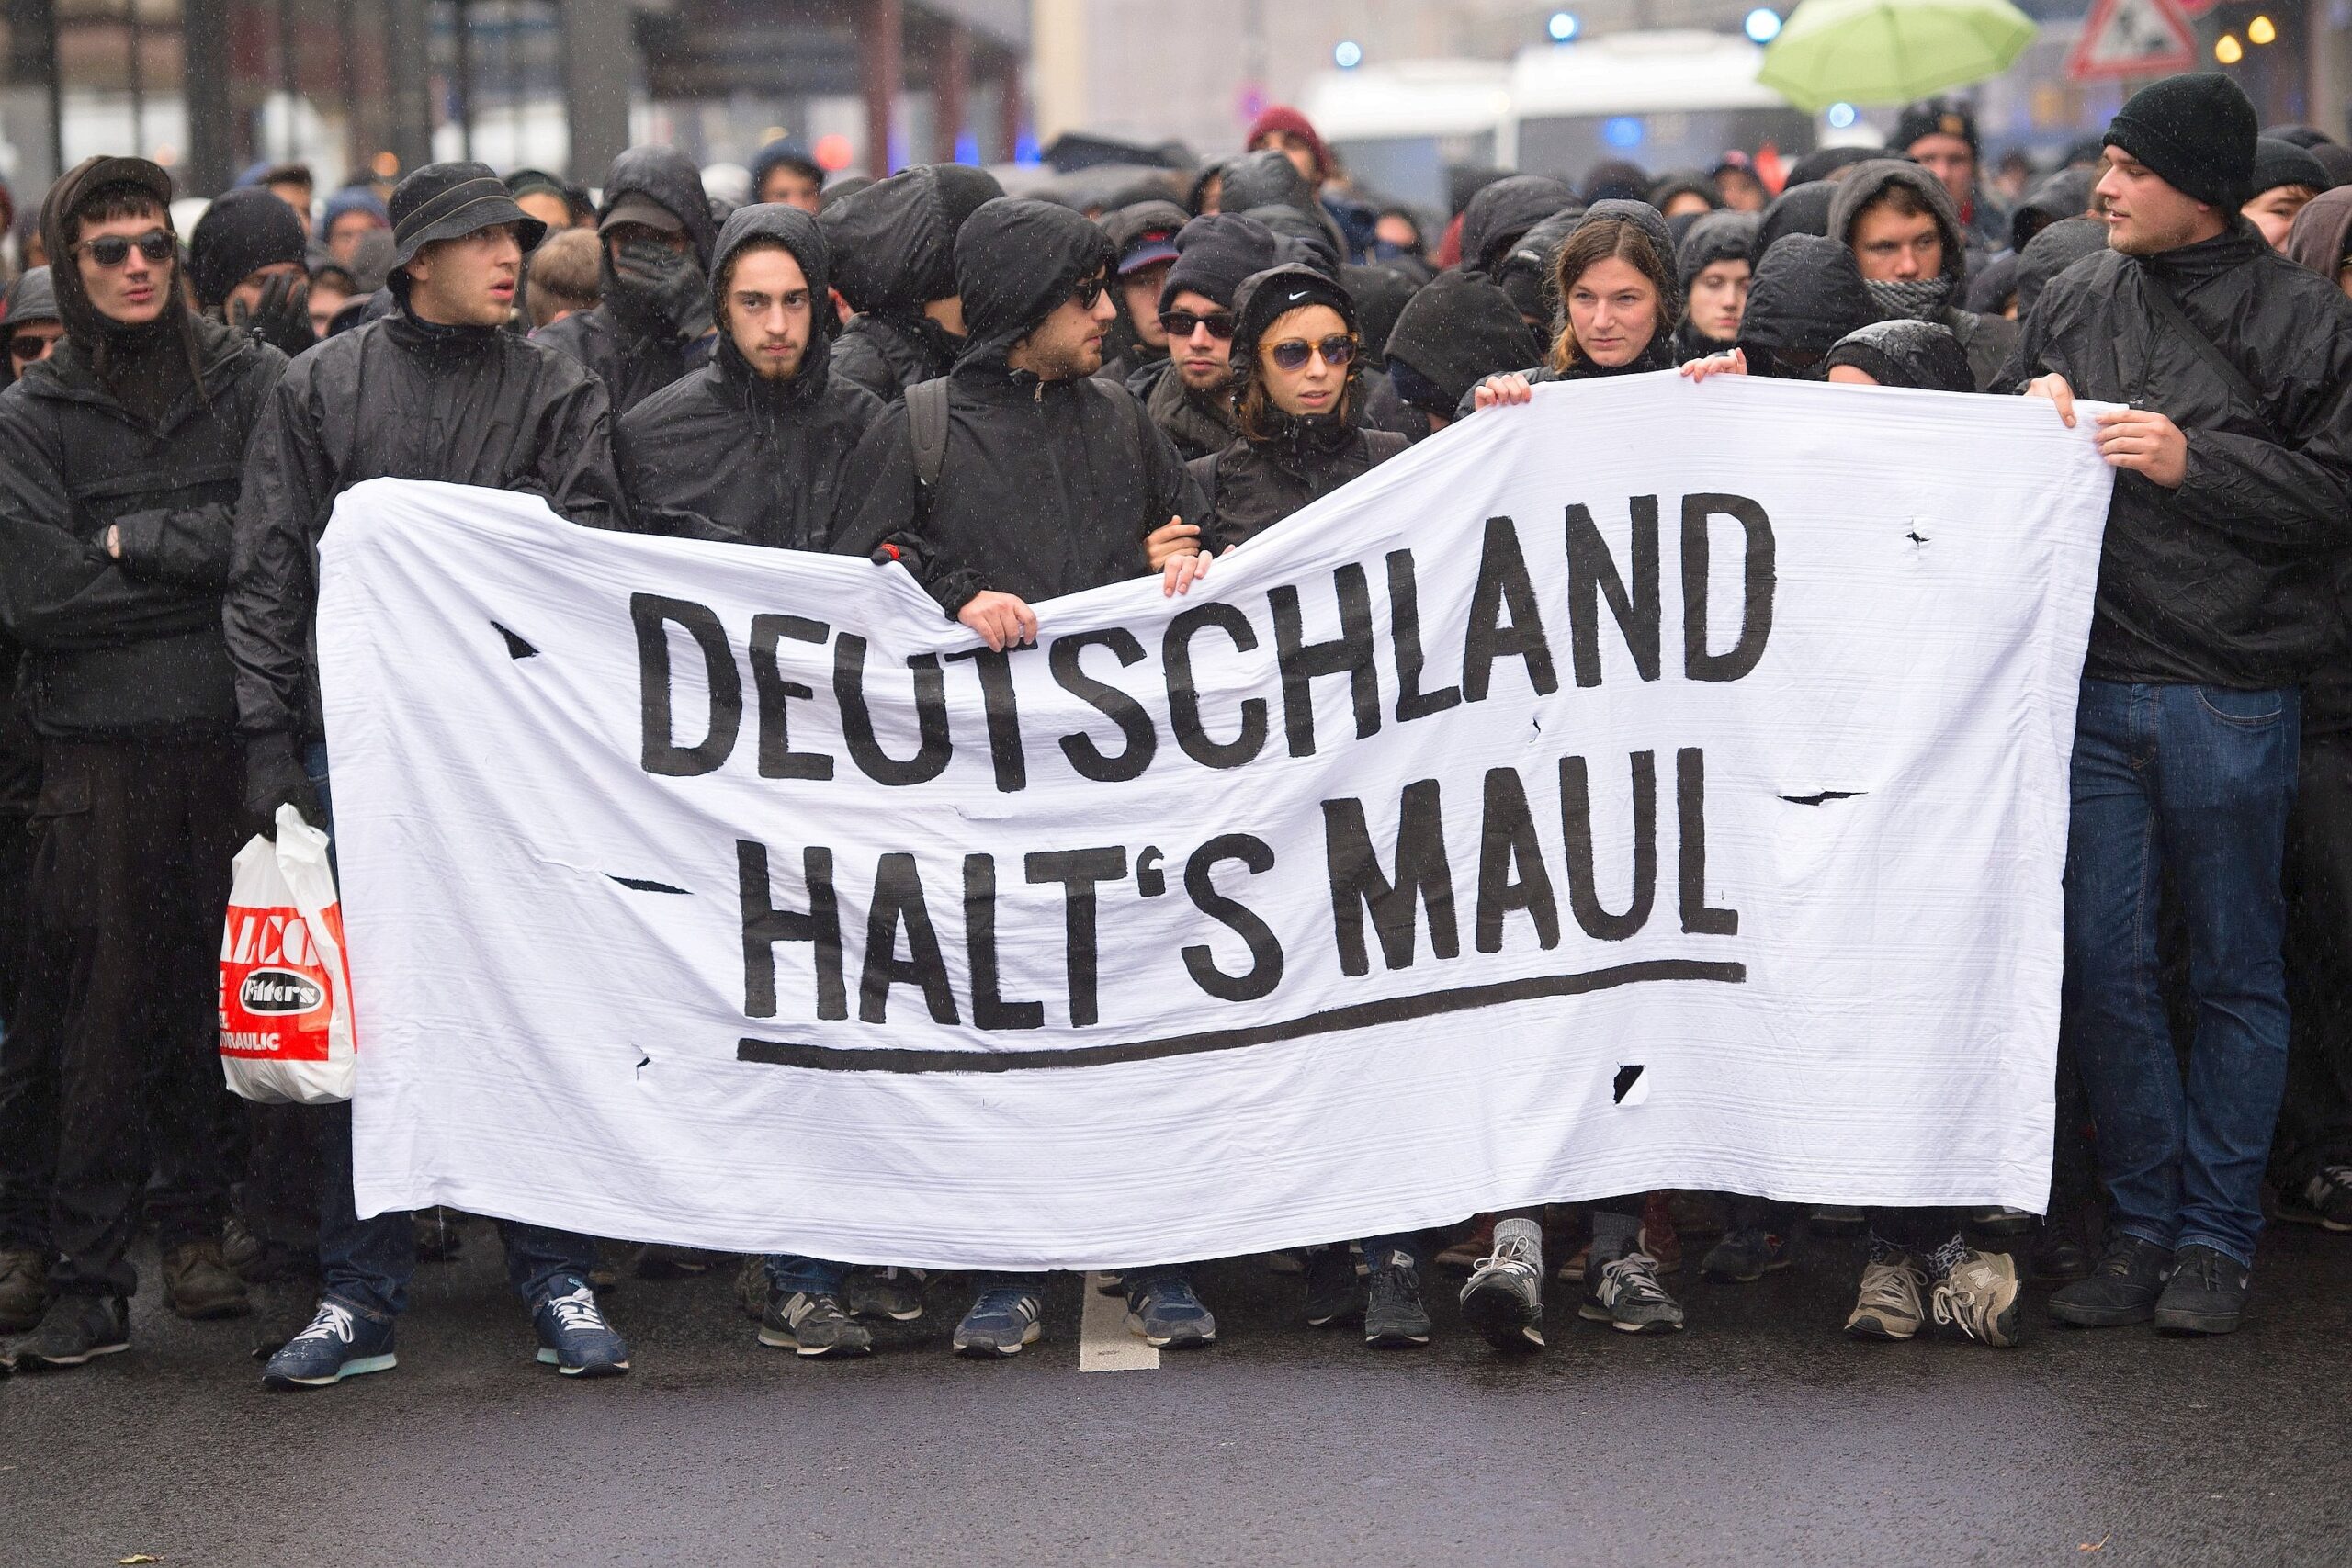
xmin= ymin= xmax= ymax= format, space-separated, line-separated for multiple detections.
xmin=1464 ymin=199 xmax=1683 ymax=416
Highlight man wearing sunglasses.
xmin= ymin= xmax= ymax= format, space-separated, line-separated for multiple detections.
xmin=0 ymin=156 xmax=297 ymax=1369
xmin=836 ymin=197 xmax=1213 ymax=1356
xmin=1126 ymin=213 xmax=1277 ymax=462
xmin=0 ymin=265 xmax=62 ymax=387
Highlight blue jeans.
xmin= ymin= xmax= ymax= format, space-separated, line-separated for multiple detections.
xmin=2063 ymin=681 xmax=2298 ymax=1269
xmin=764 ymin=1255 xmax=849 ymax=1295
xmin=302 ymin=744 xmax=599 ymax=1321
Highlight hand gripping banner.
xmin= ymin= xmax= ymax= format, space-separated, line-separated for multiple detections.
xmin=320 ymin=374 xmax=2114 ymax=1269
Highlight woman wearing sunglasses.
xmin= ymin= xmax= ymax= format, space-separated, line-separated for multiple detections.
xmin=1189 ymin=264 xmax=1408 ymax=561
xmin=1465 ymin=200 xmax=1684 ymax=418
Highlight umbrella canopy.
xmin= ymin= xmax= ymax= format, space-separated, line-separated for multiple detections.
xmin=1758 ymin=0 xmax=2038 ymax=112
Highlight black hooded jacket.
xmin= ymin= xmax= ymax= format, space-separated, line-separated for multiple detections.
xmin=2000 ymin=218 xmax=2352 ymax=691
xmin=0 ymin=155 xmax=288 ymax=739
xmin=823 ymin=164 xmax=1003 ymax=402
xmin=228 ymin=297 xmax=626 ymax=741
xmin=535 ymin=147 xmax=716 ymax=416
xmin=616 ymin=204 xmax=885 ymax=549
xmin=1755 ymin=182 xmax=1836 ymax=263
xmin=1827 ymin=161 xmax=2018 ymax=389
xmin=1374 ymin=268 xmax=1544 ymax=437
xmin=1458 ymin=175 xmax=1578 ymax=276
xmin=2014 ymin=218 xmax=2109 ymax=324
xmin=1454 ymin=202 xmax=1682 ymax=418
xmin=1673 ymin=209 xmax=1758 ymax=357
xmin=1736 ymin=234 xmax=1878 ymax=374
xmin=1190 ymin=265 xmax=1408 ymax=553
xmin=835 ymin=198 xmax=1203 ymax=615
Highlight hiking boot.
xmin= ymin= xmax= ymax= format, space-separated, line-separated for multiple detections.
xmin=1701 ymin=1225 xmax=1792 ymax=1284
xmin=760 ymin=1290 xmax=874 ymax=1358
xmin=2275 ymin=1166 xmax=2352 ymax=1233
xmin=1459 ymin=1233 xmax=1544 ymax=1350
xmin=220 ymin=1216 xmax=311 ymax=1285
xmin=1581 ymin=1252 xmax=1684 ymax=1333
xmin=1965 ymin=1206 xmax=2037 ymax=1237
xmin=1125 ymin=1276 xmax=1216 ymax=1349
xmin=1930 ymin=1249 xmax=2023 ymax=1348
xmin=0 ymin=1247 xmax=49 ymax=1334
xmin=1845 ymin=1255 xmax=1928 ymax=1340
xmin=1363 ymin=1249 xmax=1430 ymax=1348
xmin=163 ymin=1239 xmax=253 ymax=1321
xmin=262 ymin=1298 xmax=397 ymax=1389
xmin=1302 ymin=1246 xmax=1365 ymax=1326
xmin=8 ymin=1293 xmax=128 ymax=1370
xmin=2049 ymin=1235 xmax=2172 ymax=1328
xmin=845 ymin=1265 xmax=927 ymax=1322
xmin=1811 ymin=1205 xmax=1865 ymax=1235
xmin=531 ymin=1278 xmax=630 ymax=1377
xmin=952 ymin=1288 xmax=1043 ymax=1358
xmin=2153 ymin=1244 xmax=2249 ymax=1336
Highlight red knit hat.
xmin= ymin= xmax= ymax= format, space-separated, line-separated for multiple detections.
xmin=1246 ymin=105 xmax=1331 ymax=183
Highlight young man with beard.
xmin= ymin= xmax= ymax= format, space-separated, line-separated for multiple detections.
xmin=836 ymin=197 xmax=1209 ymax=1355
xmin=2007 ymin=75 xmax=2352 ymax=1337
xmin=1128 ymin=212 xmax=1276 ymax=460
xmin=536 ymin=147 xmax=717 ymax=416
xmin=0 ymin=157 xmax=288 ymax=1364
xmin=229 ymin=161 xmax=632 ymax=1388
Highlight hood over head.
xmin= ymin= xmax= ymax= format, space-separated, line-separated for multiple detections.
xmin=1964 ymin=248 xmax=2019 ymax=314
xmin=1828 ymin=159 xmax=1967 ymax=286
xmin=954 ymin=197 xmax=1117 ymax=360
xmin=822 ymin=163 xmax=1004 ymax=312
xmin=1581 ymin=160 xmax=1651 ymax=206
xmin=1495 ymin=207 xmax=1580 ymax=322
xmin=2 ymin=265 xmax=58 ymax=330
xmin=1676 ymin=209 xmax=1757 ymax=290
xmin=1243 ymin=204 xmax=1342 ymax=278
xmin=1784 ymin=144 xmax=1874 ymax=186
xmin=597 ymin=145 xmax=717 ymax=267
xmin=188 ymin=185 xmax=308 ymax=310
xmin=1824 ymin=318 xmax=1973 ymax=393
xmin=2014 ymin=216 xmax=2109 ymax=321
xmin=1458 ymin=175 xmax=1578 ymax=275
xmin=707 ymin=201 xmax=836 ymax=394
xmin=38 ymin=154 xmax=201 ymax=378
xmin=2009 ymin=166 xmax=2095 ymax=252
xmin=1382 ymin=267 xmax=1544 ymax=414
xmin=1340 ymin=261 xmax=1418 ymax=370
xmin=1219 ymin=148 xmax=1321 ymax=220
xmin=1755 ymin=180 xmax=1836 ymax=263
xmin=1102 ymin=198 xmax=1190 ymax=275
xmin=1650 ymin=171 xmax=1721 ymax=213
xmin=2285 ymin=186 xmax=2352 ymax=280
xmin=1736 ymin=232 xmax=1877 ymax=374
xmin=1159 ymin=212 xmax=1279 ymax=311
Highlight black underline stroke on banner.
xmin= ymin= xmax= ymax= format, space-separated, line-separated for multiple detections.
xmin=736 ymin=958 xmax=1746 ymax=1075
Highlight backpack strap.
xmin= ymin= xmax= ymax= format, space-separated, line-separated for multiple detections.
xmin=2138 ymin=272 xmax=2278 ymax=443
xmin=905 ymin=377 xmax=951 ymax=491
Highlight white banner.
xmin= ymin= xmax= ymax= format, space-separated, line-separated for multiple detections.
xmin=322 ymin=374 xmax=2113 ymax=1269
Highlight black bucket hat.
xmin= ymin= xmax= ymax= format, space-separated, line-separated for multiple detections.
xmin=389 ymin=161 xmax=546 ymax=270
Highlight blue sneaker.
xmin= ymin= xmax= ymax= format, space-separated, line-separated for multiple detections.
xmin=951 ymin=1288 xmax=1043 ymax=1358
xmin=531 ymin=1277 xmax=630 ymax=1377
xmin=263 ymin=1299 xmax=397 ymax=1390
xmin=1125 ymin=1276 xmax=1216 ymax=1349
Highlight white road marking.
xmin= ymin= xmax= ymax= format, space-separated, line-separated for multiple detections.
xmin=1077 ymin=1273 xmax=1159 ymax=1372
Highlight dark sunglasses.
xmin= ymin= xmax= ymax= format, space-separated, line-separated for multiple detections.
xmin=1266 ymin=334 xmax=1355 ymax=373
xmin=6 ymin=333 xmax=52 ymax=363
xmin=1159 ymin=309 xmax=1235 ymax=340
xmin=1069 ymin=275 xmax=1107 ymax=310
xmin=74 ymin=229 xmax=175 ymax=267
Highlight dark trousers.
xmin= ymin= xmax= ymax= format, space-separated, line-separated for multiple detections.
xmin=0 ymin=738 xmax=239 ymax=1296
xmin=2273 ymin=730 xmax=2352 ymax=1190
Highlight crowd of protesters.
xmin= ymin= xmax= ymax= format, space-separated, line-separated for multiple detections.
xmin=2 ymin=70 xmax=2351 ymax=1387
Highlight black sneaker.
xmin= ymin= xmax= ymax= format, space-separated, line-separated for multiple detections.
xmin=8 ymin=1293 xmax=129 ymax=1370
xmin=2048 ymin=1235 xmax=2171 ymax=1327
xmin=1699 ymin=1225 xmax=1791 ymax=1284
xmin=1458 ymin=1232 xmax=1545 ymax=1350
xmin=1965 ymin=1206 xmax=2037 ymax=1237
xmin=2153 ymin=1244 xmax=2249 ymax=1336
xmin=1363 ymin=1250 xmax=1430 ymax=1348
xmin=1302 ymin=1246 xmax=1365 ymax=1327
xmin=2275 ymin=1166 xmax=2352 ymax=1233
xmin=0 ymin=1247 xmax=49 ymax=1334
xmin=2029 ymin=1220 xmax=2095 ymax=1284
xmin=760 ymin=1290 xmax=875 ymax=1358
xmin=1581 ymin=1251 xmax=1685 ymax=1333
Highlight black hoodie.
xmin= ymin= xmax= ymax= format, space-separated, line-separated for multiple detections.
xmin=822 ymin=164 xmax=1004 ymax=402
xmin=0 ymin=158 xmax=288 ymax=739
xmin=1454 ymin=202 xmax=1681 ymax=418
xmin=835 ymin=197 xmax=1203 ymax=615
xmin=1754 ymin=181 xmax=1836 ymax=264
xmin=1673 ymin=210 xmax=1758 ymax=357
xmin=2013 ymin=217 xmax=2109 ymax=324
xmin=1375 ymin=267 xmax=1544 ymax=434
xmin=616 ymin=204 xmax=884 ymax=549
xmin=1191 ymin=265 xmax=1408 ymax=553
xmin=1827 ymin=160 xmax=2018 ymax=389
xmin=1735 ymin=233 xmax=1878 ymax=378
xmin=1458 ymin=175 xmax=1578 ymax=276
xmin=535 ymin=146 xmax=716 ymax=416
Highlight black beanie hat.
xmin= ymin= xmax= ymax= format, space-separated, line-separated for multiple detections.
xmin=2251 ymin=136 xmax=2331 ymax=198
xmin=1893 ymin=99 xmax=1980 ymax=158
xmin=188 ymin=186 xmax=309 ymax=310
xmin=1159 ymin=212 xmax=1279 ymax=311
xmin=2103 ymin=73 xmax=2259 ymax=209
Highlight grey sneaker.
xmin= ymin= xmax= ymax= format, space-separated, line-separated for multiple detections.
xmin=760 ymin=1290 xmax=875 ymax=1358
xmin=1930 ymin=1249 xmax=2024 ymax=1348
xmin=8 ymin=1293 xmax=129 ymax=1370
xmin=1363 ymin=1250 xmax=1431 ymax=1348
xmin=844 ymin=1266 xmax=927 ymax=1323
xmin=1581 ymin=1251 xmax=1684 ymax=1333
xmin=1845 ymin=1255 xmax=1928 ymax=1340
xmin=1700 ymin=1225 xmax=1792 ymax=1284
xmin=1459 ymin=1233 xmax=1545 ymax=1350
xmin=952 ymin=1289 xmax=1044 ymax=1358
xmin=2275 ymin=1166 xmax=2352 ymax=1233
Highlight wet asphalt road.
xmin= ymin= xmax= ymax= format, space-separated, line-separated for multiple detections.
xmin=5 ymin=1218 xmax=2350 ymax=1568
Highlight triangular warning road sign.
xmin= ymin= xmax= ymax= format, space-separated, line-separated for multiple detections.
xmin=2066 ymin=0 xmax=2198 ymax=83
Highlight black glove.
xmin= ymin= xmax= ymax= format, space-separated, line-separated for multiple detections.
xmin=231 ymin=270 xmax=318 ymax=357
xmin=243 ymin=734 xmax=322 ymax=839
xmin=613 ymin=237 xmax=713 ymax=342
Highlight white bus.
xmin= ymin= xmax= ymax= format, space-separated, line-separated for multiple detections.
xmin=1503 ymin=29 xmax=1815 ymax=178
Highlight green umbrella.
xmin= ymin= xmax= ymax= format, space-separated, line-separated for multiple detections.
xmin=1758 ymin=0 xmax=2039 ymax=113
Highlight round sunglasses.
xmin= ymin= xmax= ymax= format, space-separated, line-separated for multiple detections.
xmin=1265 ymin=334 xmax=1355 ymax=373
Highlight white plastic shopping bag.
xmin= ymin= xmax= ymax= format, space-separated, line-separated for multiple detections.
xmin=218 ymin=805 xmax=356 ymax=1104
